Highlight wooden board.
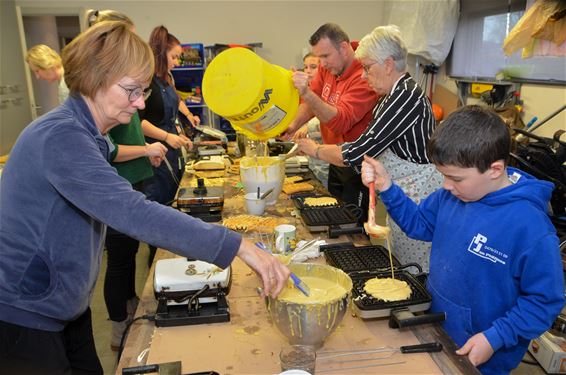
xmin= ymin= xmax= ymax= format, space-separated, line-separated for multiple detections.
xmin=145 ymin=258 xmax=442 ymax=375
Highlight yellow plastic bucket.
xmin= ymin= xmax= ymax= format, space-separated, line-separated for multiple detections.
xmin=202 ymin=48 xmax=299 ymax=141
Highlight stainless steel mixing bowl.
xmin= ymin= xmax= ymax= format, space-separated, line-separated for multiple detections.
xmin=266 ymin=263 xmax=352 ymax=349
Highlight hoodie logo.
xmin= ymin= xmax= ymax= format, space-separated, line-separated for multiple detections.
xmin=467 ymin=233 xmax=507 ymax=265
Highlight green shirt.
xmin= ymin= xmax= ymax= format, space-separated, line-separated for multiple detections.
xmin=108 ymin=112 xmax=153 ymax=185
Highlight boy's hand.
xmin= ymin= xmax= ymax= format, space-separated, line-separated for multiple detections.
xmin=362 ymin=155 xmax=392 ymax=192
xmin=455 ymin=332 xmax=494 ymax=367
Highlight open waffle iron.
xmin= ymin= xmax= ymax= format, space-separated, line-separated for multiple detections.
xmin=293 ymin=194 xmax=362 ymax=232
xmin=322 ymin=242 xmax=433 ymax=319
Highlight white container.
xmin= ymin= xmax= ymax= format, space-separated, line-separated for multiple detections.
xmin=244 ymin=193 xmax=267 ymax=215
xmin=240 ymin=156 xmax=284 ymax=206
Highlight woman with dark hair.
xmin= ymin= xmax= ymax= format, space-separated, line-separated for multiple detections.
xmin=141 ymin=25 xmax=200 ymax=264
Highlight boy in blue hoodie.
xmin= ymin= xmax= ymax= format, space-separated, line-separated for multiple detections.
xmin=361 ymin=105 xmax=564 ymax=374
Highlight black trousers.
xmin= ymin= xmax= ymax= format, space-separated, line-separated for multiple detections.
xmin=0 ymin=308 xmax=103 ymax=374
xmin=327 ymin=165 xmax=369 ymax=223
xmin=104 ymin=182 xmax=142 ymax=322
xmin=104 ymin=227 xmax=138 ymax=322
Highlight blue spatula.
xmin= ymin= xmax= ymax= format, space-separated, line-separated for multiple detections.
xmin=290 ymin=273 xmax=310 ymax=296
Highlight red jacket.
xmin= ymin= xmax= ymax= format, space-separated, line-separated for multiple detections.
xmin=310 ymin=59 xmax=377 ymax=144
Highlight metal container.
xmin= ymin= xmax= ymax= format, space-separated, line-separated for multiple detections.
xmin=266 ymin=263 xmax=352 ymax=349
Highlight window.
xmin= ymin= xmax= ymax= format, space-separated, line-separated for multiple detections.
xmin=449 ymin=0 xmax=566 ymax=84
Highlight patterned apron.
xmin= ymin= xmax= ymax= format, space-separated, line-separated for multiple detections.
xmin=378 ymin=149 xmax=443 ymax=272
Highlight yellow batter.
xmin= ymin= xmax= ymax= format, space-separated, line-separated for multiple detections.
xmin=277 ymin=276 xmax=348 ymax=305
xmin=303 ymin=197 xmax=338 ymax=207
xmin=363 ymin=277 xmax=412 ymax=302
xmin=240 ymin=156 xmax=281 ymax=168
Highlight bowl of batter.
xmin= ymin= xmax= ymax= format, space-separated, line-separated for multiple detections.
xmin=266 ymin=263 xmax=352 ymax=349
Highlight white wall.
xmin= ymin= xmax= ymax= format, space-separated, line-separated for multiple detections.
xmin=520 ymin=85 xmax=566 ymax=138
xmin=11 ymin=0 xmax=566 ymax=141
xmin=23 ymin=15 xmax=60 ymax=117
xmin=1 ymin=0 xmax=32 ymax=155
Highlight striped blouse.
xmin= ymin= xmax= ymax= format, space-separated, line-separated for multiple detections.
xmin=341 ymin=73 xmax=436 ymax=172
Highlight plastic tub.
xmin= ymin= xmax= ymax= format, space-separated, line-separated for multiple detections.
xmin=202 ymin=47 xmax=299 ymax=141
xmin=240 ymin=156 xmax=284 ymax=206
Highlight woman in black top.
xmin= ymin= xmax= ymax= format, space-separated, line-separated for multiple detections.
xmin=140 ymin=25 xmax=197 ymax=206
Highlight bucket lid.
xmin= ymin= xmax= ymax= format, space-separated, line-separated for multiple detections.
xmin=203 ymin=48 xmax=265 ymax=117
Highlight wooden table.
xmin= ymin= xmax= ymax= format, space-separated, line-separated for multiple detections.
xmin=116 ymin=165 xmax=479 ymax=374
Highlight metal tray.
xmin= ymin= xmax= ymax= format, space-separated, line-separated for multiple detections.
xmin=350 ymin=270 xmax=432 ymax=319
xmin=322 ymin=243 xmax=401 ymax=272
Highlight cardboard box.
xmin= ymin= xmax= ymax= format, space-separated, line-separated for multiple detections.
xmin=529 ymin=331 xmax=566 ymax=373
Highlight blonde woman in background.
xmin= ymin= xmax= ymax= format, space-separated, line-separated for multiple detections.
xmin=25 ymin=44 xmax=69 ymax=103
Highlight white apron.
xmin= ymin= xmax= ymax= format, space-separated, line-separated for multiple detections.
xmin=378 ymin=149 xmax=443 ymax=272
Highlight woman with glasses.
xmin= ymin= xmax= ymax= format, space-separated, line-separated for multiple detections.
xmin=86 ymin=10 xmax=170 ymax=353
xmin=0 ymin=21 xmax=290 ymax=374
xmin=297 ymin=25 xmax=442 ymax=272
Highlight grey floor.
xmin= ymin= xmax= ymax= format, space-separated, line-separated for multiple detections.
xmin=91 ymin=244 xmax=150 ymax=374
xmin=89 ymin=238 xmax=546 ymax=374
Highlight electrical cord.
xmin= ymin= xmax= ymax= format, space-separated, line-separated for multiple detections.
xmin=521 ymin=358 xmax=539 ymax=365
xmin=117 ymin=314 xmax=156 ymax=362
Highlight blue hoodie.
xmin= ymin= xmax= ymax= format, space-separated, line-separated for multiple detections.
xmin=0 ymin=95 xmax=241 ymax=331
xmin=380 ymin=168 xmax=564 ymax=374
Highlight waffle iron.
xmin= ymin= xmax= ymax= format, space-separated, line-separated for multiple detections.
xmin=322 ymin=242 xmax=434 ymax=319
xmin=293 ymin=195 xmax=360 ymax=232
xmin=153 ymin=258 xmax=231 ymax=327
xmin=177 ymin=178 xmax=224 ymax=222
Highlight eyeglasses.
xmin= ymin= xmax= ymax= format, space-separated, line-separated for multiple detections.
xmin=362 ymin=62 xmax=378 ymax=75
xmin=117 ymin=84 xmax=152 ymax=102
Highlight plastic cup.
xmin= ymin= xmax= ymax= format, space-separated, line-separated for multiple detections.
xmin=244 ymin=193 xmax=266 ymax=215
xmin=280 ymin=345 xmax=316 ymax=374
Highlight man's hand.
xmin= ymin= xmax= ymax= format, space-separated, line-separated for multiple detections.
xmin=455 ymin=332 xmax=494 ymax=367
xmin=292 ymin=68 xmax=310 ymax=97
xmin=281 ymin=123 xmax=299 ymax=141
xmin=291 ymin=125 xmax=309 ymax=141
xmin=361 ymin=155 xmax=392 ymax=192
xmin=297 ymin=138 xmax=319 ymax=158
xmin=236 ymin=239 xmax=291 ymax=298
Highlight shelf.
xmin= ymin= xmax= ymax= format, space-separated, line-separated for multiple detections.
xmin=173 ymin=67 xmax=204 ymax=72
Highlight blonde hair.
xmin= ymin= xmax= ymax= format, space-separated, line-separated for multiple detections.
xmin=355 ymin=25 xmax=407 ymax=72
xmin=88 ymin=9 xmax=134 ymax=27
xmin=62 ymin=21 xmax=154 ymax=98
xmin=26 ymin=44 xmax=62 ymax=70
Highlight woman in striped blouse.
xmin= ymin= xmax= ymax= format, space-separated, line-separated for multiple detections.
xmin=297 ymin=25 xmax=442 ymax=271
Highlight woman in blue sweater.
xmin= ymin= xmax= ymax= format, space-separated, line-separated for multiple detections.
xmin=0 ymin=21 xmax=289 ymax=374
xmin=362 ymin=106 xmax=564 ymax=374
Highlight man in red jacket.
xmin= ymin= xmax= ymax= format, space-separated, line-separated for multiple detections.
xmin=284 ymin=23 xmax=377 ymax=217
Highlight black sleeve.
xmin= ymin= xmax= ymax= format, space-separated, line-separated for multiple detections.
xmin=342 ymin=87 xmax=421 ymax=166
xmin=139 ymin=78 xmax=164 ymax=126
